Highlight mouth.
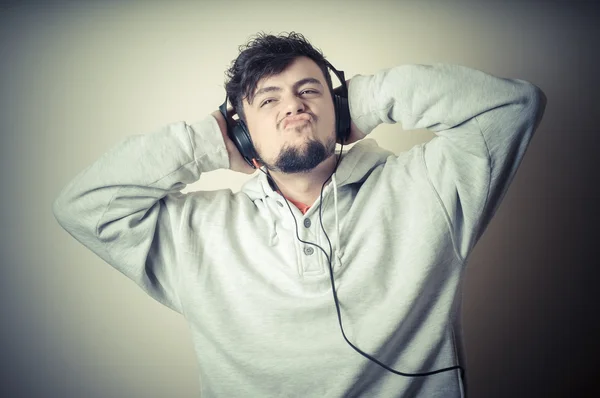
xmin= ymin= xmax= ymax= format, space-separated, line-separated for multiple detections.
xmin=284 ymin=119 xmax=310 ymax=129
xmin=283 ymin=114 xmax=311 ymax=129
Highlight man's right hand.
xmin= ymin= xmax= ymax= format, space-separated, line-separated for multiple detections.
xmin=211 ymin=110 xmax=256 ymax=175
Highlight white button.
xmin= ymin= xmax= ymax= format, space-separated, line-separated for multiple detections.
xmin=304 ymin=247 xmax=314 ymax=255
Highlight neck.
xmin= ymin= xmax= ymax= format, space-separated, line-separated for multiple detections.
xmin=267 ymin=153 xmax=339 ymax=206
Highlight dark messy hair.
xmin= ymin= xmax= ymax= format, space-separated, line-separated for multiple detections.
xmin=224 ymin=31 xmax=334 ymax=123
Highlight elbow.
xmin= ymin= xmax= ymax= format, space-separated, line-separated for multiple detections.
xmin=52 ymin=193 xmax=102 ymax=243
xmin=52 ymin=194 xmax=71 ymax=228
xmin=526 ymin=83 xmax=547 ymax=124
xmin=52 ymin=195 xmax=64 ymax=222
xmin=52 ymin=191 xmax=82 ymax=232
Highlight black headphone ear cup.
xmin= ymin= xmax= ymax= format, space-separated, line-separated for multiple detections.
xmin=218 ymin=98 xmax=257 ymax=169
xmin=334 ymin=94 xmax=351 ymax=143
xmin=232 ymin=119 xmax=259 ymax=168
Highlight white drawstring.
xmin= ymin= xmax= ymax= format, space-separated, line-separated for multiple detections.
xmin=332 ymin=173 xmax=340 ymax=263
xmin=258 ymin=170 xmax=279 ymax=246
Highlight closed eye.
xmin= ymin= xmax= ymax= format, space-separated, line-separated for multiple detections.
xmin=260 ymin=89 xmax=320 ymax=107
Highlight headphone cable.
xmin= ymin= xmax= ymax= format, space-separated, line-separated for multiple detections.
xmin=259 ymin=144 xmax=465 ymax=380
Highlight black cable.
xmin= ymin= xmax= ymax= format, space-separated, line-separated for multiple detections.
xmin=259 ymin=144 xmax=465 ymax=380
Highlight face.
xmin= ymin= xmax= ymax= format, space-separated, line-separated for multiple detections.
xmin=242 ymin=56 xmax=336 ymax=174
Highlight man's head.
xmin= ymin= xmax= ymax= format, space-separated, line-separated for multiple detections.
xmin=224 ymin=32 xmax=337 ymax=174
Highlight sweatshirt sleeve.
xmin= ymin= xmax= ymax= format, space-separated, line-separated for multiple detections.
xmin=52 ymin=114 xmax=230 ymax=313
xmin=347 ymin=63 xmax=547 ymax=262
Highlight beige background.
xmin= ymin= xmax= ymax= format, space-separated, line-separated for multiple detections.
xmin=1 ymin=0 xmax=598 ymax=397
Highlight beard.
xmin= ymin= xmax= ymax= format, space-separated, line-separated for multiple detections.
xmin=259 ymin=135 xmax=336 ymax=174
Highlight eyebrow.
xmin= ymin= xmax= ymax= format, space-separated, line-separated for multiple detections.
xmin=250 ymin=77 xmax=324 ymax=105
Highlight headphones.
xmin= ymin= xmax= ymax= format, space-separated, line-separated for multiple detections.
xmin=218 ymin=60 xmax=351 ymax=169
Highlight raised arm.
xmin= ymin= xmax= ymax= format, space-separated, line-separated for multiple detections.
xmin=52 ymin=112 xmax=246 ymax=312
xmin=347 ymin=63 xmax=546 ymax=261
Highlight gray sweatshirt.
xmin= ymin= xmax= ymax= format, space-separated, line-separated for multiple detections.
xmin=52 ymin=63 xmax=546 ymax=397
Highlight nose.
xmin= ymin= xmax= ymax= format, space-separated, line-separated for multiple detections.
xmin=283 ymin=93 xmax=306 ymax=116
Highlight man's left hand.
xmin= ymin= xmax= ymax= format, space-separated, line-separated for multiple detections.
xmin=343 ymin=119 xmax=366 ymax=145
xmin=333 ymin=79 xmax=367 ymax=145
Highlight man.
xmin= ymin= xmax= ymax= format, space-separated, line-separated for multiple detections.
xmin=52 ymin=32 xmax=546 ymax=397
